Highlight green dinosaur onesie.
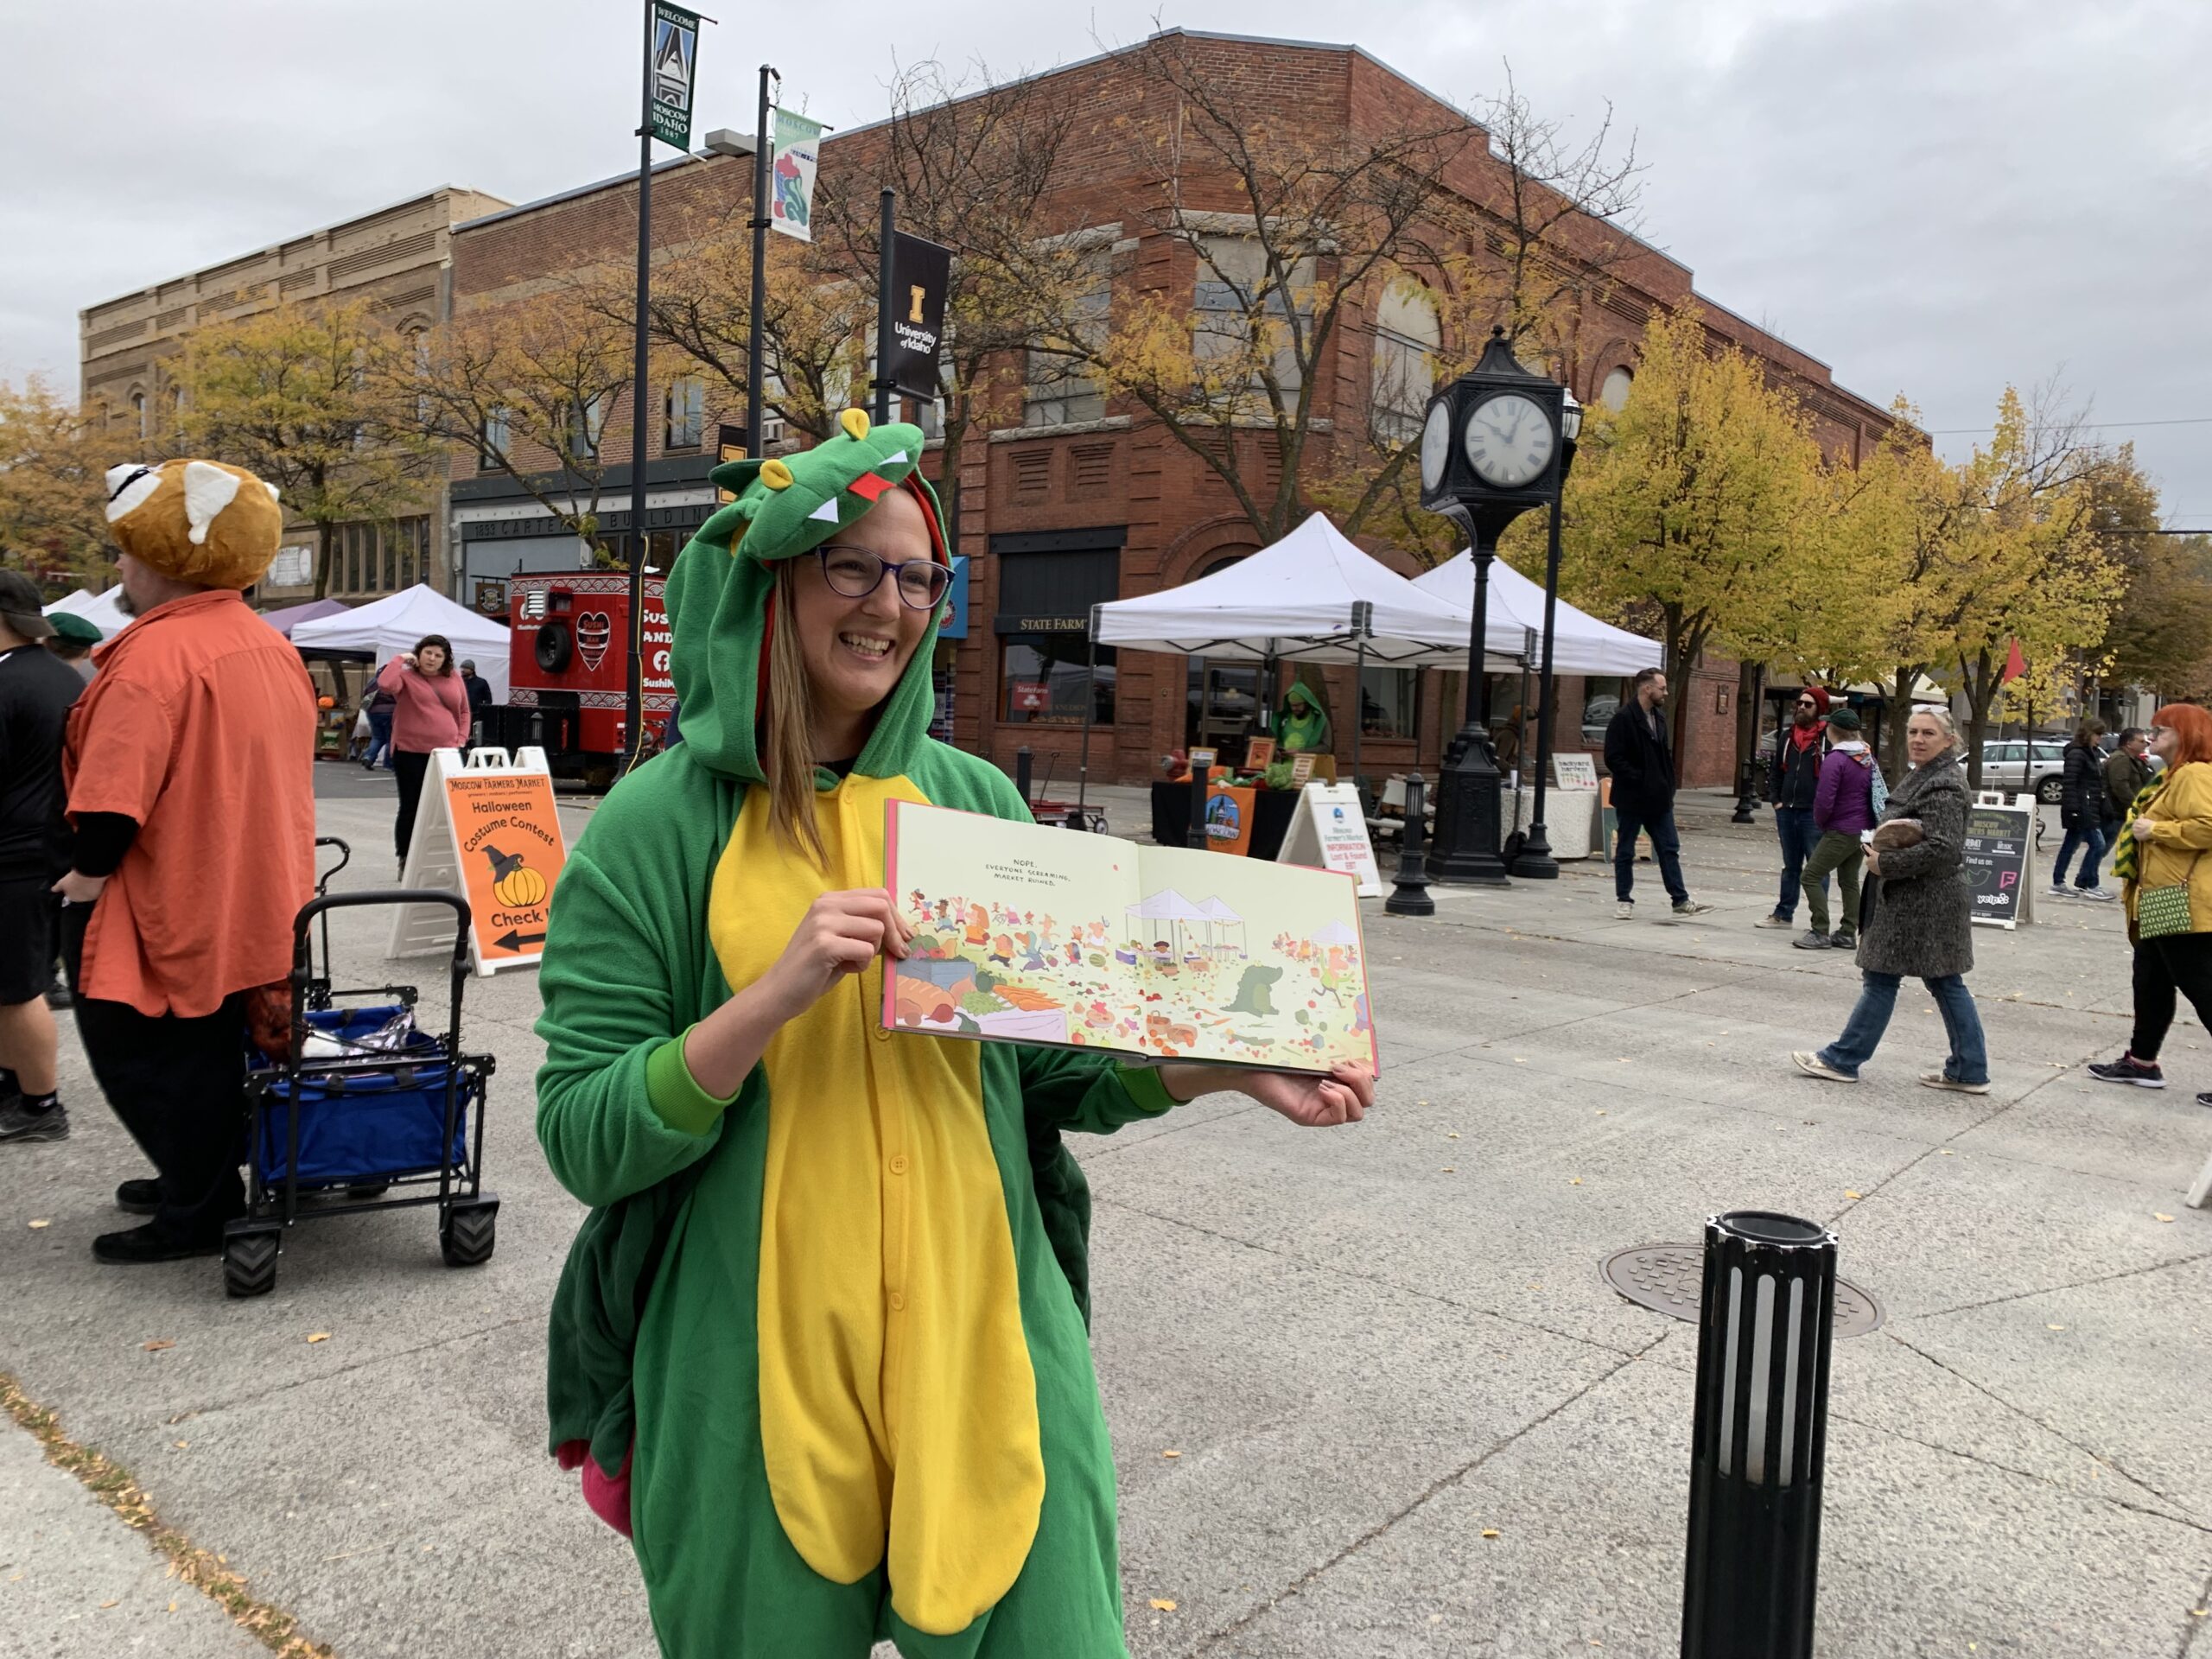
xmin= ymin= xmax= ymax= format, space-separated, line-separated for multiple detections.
xmin=537 ymin=412 xmax=1175 ymax=1657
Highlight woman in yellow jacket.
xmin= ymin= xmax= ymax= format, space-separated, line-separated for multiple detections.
xmin=2091 ymin=703 xmax=2212 ymax=1103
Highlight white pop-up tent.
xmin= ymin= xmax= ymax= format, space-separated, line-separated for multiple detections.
xmin=1095 ymin=512 xmax=1482 ymax=666
xmin=290 ymin=584 xmax=513 ymax=701
xmin=1412 ymin=552 xmax=1662 ymax=676
xmin=44 ymin=588 xmax=132 ymax=639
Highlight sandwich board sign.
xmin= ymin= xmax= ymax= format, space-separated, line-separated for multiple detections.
xmin=1553 ymin=753 xmax=1599 ymax=791
xmin=390 ymin=747 xmax=570 ymax=974
xmin=1277 ymin=781 xmax=1382 ymax=897
xmin=1962 ymin=792 xmax=2037 ymax=929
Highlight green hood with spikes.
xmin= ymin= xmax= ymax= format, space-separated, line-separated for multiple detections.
xmin=660 ymin=412 xmax=945 ymax=786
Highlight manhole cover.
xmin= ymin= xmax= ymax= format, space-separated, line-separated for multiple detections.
xmin=1599 ymin=1243 xmax=1884 ymax=1338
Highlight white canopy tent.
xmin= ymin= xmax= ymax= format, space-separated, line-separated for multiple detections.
xmin=1412 ymin=552 xmax=1662 ymax=676
xmin=43 ymin=588 xmax=132 ymax=639
xmin=290 ymin=584 xmax=513 ymax=701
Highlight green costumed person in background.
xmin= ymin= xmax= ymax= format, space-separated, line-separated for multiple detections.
xmin=1277 ymin=678 xmax=1332 ymax=753
xmin=536 ymin=409 xmax=1375 ymax=1658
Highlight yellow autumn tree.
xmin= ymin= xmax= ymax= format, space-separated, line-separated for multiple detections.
xmin=173 ymin=301 xmax=438 ymax=598
xmin=1554 ymin=306 xmax=1827 ymax=753
xmin=0 ymin=375 xmax=131 ymax=589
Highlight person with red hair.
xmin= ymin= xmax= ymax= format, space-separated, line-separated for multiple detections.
xmin=2091 ymin=704 xmax=2212 ymax=1102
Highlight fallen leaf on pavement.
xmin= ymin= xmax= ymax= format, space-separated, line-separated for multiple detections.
xmin=306 ymin=1332 xmax=331 ymax=1344
xmin=27 ymin=1219 xmax=49 ymax=1230
xmin=100 ymin=1599 xmax=118 ymax=1609
xmin=1160 ymin=1450 xmax=1180 ymax=1459
xmin=2155 ymin=1213 xmax=2176 ymax=1224
xmin=1481 ymin=1529 xmax=1501 ymax=1539
xmin=2046 ymin=1325 xmax=2065 ymax=1332
xmin=142 ymin=1339 xmax=175 ymax=1352
xmin=1844 ymin=1190 xmax=1863 ymax=1200
xmin=1149 ymin=1599 xmax=1177 ymax=1611
xmin=173 ymin=1440 xmax=188 ymax=1450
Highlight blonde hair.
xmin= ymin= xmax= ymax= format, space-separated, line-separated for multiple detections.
xmin=765 ymin=560 xmax=827 ymax=865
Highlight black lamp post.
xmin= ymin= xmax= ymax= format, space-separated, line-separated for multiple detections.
xmin=1513 ymin=387 xmax=1583 ymax=880
xmin=1421 ymin=328 xmax=1573 ymax=886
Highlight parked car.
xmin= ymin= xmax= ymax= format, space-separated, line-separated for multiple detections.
xmin=1975 ymin=738 xmax=2069 ymax=802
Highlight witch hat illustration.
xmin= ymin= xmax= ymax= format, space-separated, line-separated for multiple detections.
xmin=484 ymin=843 xmax=526 ymax=885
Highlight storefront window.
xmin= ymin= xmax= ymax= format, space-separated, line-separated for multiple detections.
xmin=1582 ymin=677 xmax=1628 ymax=742
xmin=1359 ymin=667 xmax=1418 ymax=738
xmin=1002 ymin=634 xmax=1114 ymax=725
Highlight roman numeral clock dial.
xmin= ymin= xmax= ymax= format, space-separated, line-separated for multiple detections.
xmin=1462 ymin=392 xmax=1554 ymax=490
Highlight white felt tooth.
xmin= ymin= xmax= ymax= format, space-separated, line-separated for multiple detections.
xmin=807 ymin=499 xmax=840 ymax=524
xmin=104 ymin=463 xmax=163 ymax=524
xmin=182 ymin=461 xmax=241 ymax=545
xmin=263 ymin=480 xmax=281 ymax=501
xmin=879 ymin=450 xmax=906 ymax=467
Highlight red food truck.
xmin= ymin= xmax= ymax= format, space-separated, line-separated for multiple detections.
xmin=493 ymin=570 xmax=673 ymax=787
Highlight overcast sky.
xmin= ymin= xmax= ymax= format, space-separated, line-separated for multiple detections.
xmin=6 ymin=0 xmax=2207 ymax=521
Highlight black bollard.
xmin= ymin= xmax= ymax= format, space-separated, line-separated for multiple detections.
xmin=1015 ymin=746 xmax=1033 ymax=810
xmin=1681 ymin=1211 xmax=1838 ymax=1659
xmin=1385 ymin=772 xmax=1435 ymax=918
xmin=1187 ymin=760 xmax=1210 ymax=849
xmin=1731 ymin=755 xmax=1761 ymax=824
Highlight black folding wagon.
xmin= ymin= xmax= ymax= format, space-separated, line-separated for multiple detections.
xmin=221 ymin=836 xmax=499 ymax=1298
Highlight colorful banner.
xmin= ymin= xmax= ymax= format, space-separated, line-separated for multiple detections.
xmin=770 ymin=107 xmax=823 ymax=241
xmin=647 ymin=3 xmax=702 ymax=150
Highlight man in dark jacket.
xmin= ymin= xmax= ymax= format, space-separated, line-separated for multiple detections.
xmin=1602 ymin=668 xmax=1712 ymax=921
xmin=1760 ymin=685 xmax=1829 ymax=929
xmin=2050 ymin=721 xmax=2113 ymax=900
xmin=2105 ymin=727 xmax=2154 ymax=824
xmin=0 ymin=571 xmax=86 ymax=1143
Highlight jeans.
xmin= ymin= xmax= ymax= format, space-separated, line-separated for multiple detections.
xmin=2052 ymin=822 xmax=2107 ymax=889
xmin=1802 ymin=831 xmax=1865 ymax=938
xmin=366 ymin=709 xmax=394 ymax=769
xmin=1818 ymin=970 xmax=1988 ymax=1084
xmin=1613 ymin=801 xmax=1689 ymax=906
xmin=2129 ymin=934 xmax=2212 ymax=1061
xmin=1773 ymin=806 xmax=1820 ymax=919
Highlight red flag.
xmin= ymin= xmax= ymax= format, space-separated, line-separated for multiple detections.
xmin=2000 ymin=639 xmax=2026 ymax=684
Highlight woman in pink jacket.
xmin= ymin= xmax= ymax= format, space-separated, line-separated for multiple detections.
xmin=375 ymin=632 xmax=471 ymax=869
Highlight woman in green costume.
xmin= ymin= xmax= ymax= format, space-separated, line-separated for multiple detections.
xmin=1277 ymin=679 xmax=1332 ymax=753
xmin=536 ymin=410 xmax=1374 ymax=1659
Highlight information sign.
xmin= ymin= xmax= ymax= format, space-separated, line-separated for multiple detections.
xmin=1278 ymin=782 xmax=1382 ymax=897
xmin=390 ymin=747 xmax=570 ymax=974
xmin=1961 ymin=794 xmax=2037 ymax=929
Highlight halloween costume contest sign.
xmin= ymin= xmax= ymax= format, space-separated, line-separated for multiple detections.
xmin=444 ymin=771 xmax=569 ymax=965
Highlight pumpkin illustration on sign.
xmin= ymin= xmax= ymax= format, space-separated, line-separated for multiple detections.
xmin=485 ymin=843 xmax=547 ymax=908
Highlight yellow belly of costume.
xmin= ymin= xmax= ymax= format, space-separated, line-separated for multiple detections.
xmin=708 ymin=779 xmax=1043 ymax=1636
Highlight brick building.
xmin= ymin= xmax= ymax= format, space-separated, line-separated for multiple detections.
xmin=447 ymin=29 xmax=1891 ymax=786
xmin=76 ymin=185 xmax=510 ymax=603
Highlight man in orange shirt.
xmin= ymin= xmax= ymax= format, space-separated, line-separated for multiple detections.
xmin=55 ymin=459 xmax=315 ymax=1263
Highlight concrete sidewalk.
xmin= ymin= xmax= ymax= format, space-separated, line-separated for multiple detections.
xmin=5 ymin=767 xmax=2210 ymax=1656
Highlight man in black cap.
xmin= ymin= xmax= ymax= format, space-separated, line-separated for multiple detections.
xmin=0 ymin=570 xmax=86 ymax=1141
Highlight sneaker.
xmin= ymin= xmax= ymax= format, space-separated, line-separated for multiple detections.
xmin=1792 ymin=930 xmax=1833 ymax=950
xmin=2088 ymin=1055 xmax=2166 ymax=1088
xmin=0 ymin=1098 xmax=68 ymax=1142
xmin=1920 ymin=1072 xmax=1992 ymax=1095
xmin=116 ymin=1179 xmax=161 ymax=1216
xmin=1615 ymin=900 xmax=1635 ymax=919
xmin=1673 ymin=900 xmax=1713 ymax=918
xmin=1830 ymin=932 xmax=1855 ymax=950
xmin=2047 ymin=885 xmax=2070 ymax=899
xmin=2196 ymin=1093 xmax=2212 ymax=1109
xmin=1754 ymin=913 xmax=1795 ymax=929
xmin=2073 ymin=887 xmax=2115 ymax=902
xmin=1791 ymin=1051 xmax=1858 ymax=1084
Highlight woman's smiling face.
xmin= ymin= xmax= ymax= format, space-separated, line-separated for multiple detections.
xmin=789 ymin=486 xmax=935 ymax=741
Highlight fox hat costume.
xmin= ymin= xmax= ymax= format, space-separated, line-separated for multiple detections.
xmin=538 ymin=410 xmax=1187 ymax=1658
xmin=104 ymin=459 xmax=283 ymax=590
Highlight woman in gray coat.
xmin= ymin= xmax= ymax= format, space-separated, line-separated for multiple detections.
xmin=1793 ymin=707 xmax=1989 ymax=1092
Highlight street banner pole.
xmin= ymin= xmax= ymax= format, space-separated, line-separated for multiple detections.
xmin=623 ymin=0 xmax=709 ymax=779
xmin=874 ymin=189 xmax=896 ymax=424
xmin=747 ymin=67 xmax=776 ymax=459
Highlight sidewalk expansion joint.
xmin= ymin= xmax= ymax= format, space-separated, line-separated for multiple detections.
xmin=2174 ymin=1565 xmax=2212 ymax=1657
xmin=0 ymin=1370 xmax=334 ymax=1656
xmin=1189 ymin=1332 xmax=1667 ymax=1656
xmin=180 ymin=1313 xmax=537 ymax=1422
xmin=1904 ymin=1247 xmax=2212 ymax=1325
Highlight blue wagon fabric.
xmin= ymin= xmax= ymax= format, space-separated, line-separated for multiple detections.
xmin=254 ymin=1006 xmax=474 ymax=1186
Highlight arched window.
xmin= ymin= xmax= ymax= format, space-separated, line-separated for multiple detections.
xmin=1370 ymin=282 xmax=1440 ymax=442
xmin=131 ymin=391 xmax=148 ymax=438
xmin=1600 ymin=365 xmax=1634 ymax=413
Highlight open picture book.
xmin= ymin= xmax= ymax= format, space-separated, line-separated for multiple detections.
xmin=882 ymin=801 xmax=1377 ymax=1075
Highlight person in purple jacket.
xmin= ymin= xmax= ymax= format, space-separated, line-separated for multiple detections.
xmin=1796 ymin=705 xmax=1878 ymax=950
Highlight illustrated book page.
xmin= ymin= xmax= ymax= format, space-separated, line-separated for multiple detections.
xmin=882 ymin=801 xmax=1376 ymax=1074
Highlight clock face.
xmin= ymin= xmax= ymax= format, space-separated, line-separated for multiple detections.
xmin=1463 ymin=392 xmax=1555 ymax=489
xmin=1419 ymin=401 xmax=1452 ymax=493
